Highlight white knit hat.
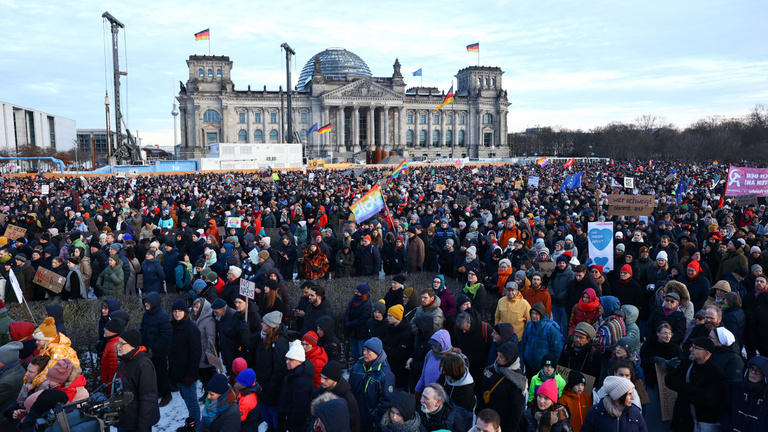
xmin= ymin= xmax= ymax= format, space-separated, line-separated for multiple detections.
xmin=602 ymin=376 xmax=635 ymax=400
xmin=716 ymin=327 xmax=736 ymax=347
xmin=656 ymin=251 xmax=668 ymax=261
xmin=286 ymin=340 xmax=305 ymax=362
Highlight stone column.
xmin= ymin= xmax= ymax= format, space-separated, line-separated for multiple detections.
xmin=352 ymin=106 xmax=360 ymax=152
xmin=367 ymin=107 xmax=375 ymax=149
xmin=338 ymin=106 xmax=345 ymax=152
xmin=440 ymin=109 xmax=446 ymax=149
xmin=398 ymin=107 xmax=406 ymax=152
xmin=261 ymin=109 xmax=266 ymax=143
xmin=246 ymin=108 xmax=251 ymax=143
xmin=383 ymin=107 xmax=389 ymax=150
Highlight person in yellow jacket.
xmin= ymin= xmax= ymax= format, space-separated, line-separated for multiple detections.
xmin=31 ymin=317 xmax=80 ymax=387
xmin=494 ymin=281 xmax=531 ymax=337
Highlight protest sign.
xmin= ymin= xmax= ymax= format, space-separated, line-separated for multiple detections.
xmin=4 ymin=224 xmax=26 ymax=241
xmin=734 ymin=193 xmax=758 ymax=208
xmin=607 ymin=195 xmax=655 ymax=216
xmin=248 ymin=248 xmax=260 ymax=264
xmin=9 ymin=269 xmax=24 ymax=302
xmin=41 ymin=185 xmax=50 ymax=195
xmin=206 ymin=352 xmax=224 ymax=373
xmin=556 ymin=366 xmax=596 ymax=396
xmin=0 ymin=213 xmax=6 ymax=225
xmin=539 ymin=261 xmax=556 ymax=277
xmin=435 ymin=184 xmax=446 ymax=193
xmin=624 ymin=177 xmax=634 ymax=188
xmin=514 ymin=180 xmax=523 ymax=190
xmin=239 ymin=279 xmax=256 ymax=299
xmin=635 ymin=379 xmax=650 ymax=405
xmin=588 ymin=221 xmax=614 ymax=272
xmin=528 ymin=176 xmax=540 ymax=187
xmin=226 ymin=216 xmax=242 ymax=228
xmin=725 ymin=166 xmax=768 ymax=196
xmin=33 ymin=267 xmax=66 ymax=294
xmin=494 ymin=177 xmax=503 ymax=184
xmin=655 ymin=364 xmax=677 ymax=421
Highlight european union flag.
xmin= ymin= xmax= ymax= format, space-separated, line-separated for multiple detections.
xmin=560 ymin=172 xmax=584 ymax=193
xmin=307 ymin=123 xmax=319 ymax=133
xmin=676 ymin=181 xmax=684 ymax=204
xmin=413 ymin=68 xmax=422 ymax=76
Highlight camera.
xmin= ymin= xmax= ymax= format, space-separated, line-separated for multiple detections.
xmin=35 ymin=381 xmax=134 ymax=432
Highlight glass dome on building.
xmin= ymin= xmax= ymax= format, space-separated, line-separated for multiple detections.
xmin=297 ymin=48 xmax=372 ymax=91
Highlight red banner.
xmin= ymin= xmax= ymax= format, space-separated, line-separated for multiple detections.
xmin=725 ymin=166 xmax=768 ymax=196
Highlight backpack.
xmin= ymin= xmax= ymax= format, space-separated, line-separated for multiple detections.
xmin=446 ymin=405 xmax=474 ymax=432
xmin=528 ymin=320 xmax=563 ymax=356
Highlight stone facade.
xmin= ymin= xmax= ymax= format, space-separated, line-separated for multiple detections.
xmin=177 ymin=50 xmax=510 ymax=161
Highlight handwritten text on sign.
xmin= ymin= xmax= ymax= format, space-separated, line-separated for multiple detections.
xmin=607 ymin=194 xmax=655 ymax=216
xmin=239 ymin=279 xmax=256 ymax=300
xmin=4 ymin=224 xmax=27 ymax=241
xmin=33 ymin=267 xmax=66 ymax=294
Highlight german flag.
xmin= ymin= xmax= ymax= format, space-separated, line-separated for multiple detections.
xmin=466 ymin=42 xmax=479 ymax=52
xmin=318 ymin=123 xmax=332 ymax=135
xmin=434 ymin=85 xmax=454 ymax=111
xmin=195 ymin=29 xmax=210 ymax=41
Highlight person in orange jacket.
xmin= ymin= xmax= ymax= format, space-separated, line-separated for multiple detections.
xmin=559 ymin=370 xmax=592 ymax=432
xmin=234 ymin=368 xmax=262 ymax=432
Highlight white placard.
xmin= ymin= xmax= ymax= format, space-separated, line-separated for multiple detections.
xmin=239 ymin=279 xmax=255 ymax=299
xmin=248 ymin=248 xmax=260 ymax=263
xmin=624 ymin=177 xmax=635 ymax=188
xmin=226 ymin=217 xmax=242 ymax=228
xmin=588 ymin=221 xmax=615 ymax=273
xmin=41 ymin=185 xmax=50 ymax=195
xmin=529 ymin=176 xmax=540 ymax=187
xmin=9 ymin=268 xmax=24 ymax=303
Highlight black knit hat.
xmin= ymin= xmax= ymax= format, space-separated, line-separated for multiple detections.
xmin=321 ymin=360 xmax=343 ymax=382
xmin=568 ymin=370 xmax=586 ymax=390
xmin=120 ymin=329 xmax=141 ymax=348
xmin=105 ymin=318 xmax=126 ymax=334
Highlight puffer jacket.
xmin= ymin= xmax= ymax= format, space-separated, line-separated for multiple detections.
xmin=101 ymin=334 xmax=120 ymax=385
xmin=140 ymin=292 xmax=172 ymax=358
xmin=559 ymin=389 xmax=592 ymax=432
xmin=278 ymin=360 xmax=315 ymax=432
xmin=141 ymin=256 xmax=165 ymax=293
xmin=412 ymin=296 xmax=444 ymax=333
xmin=520 ymin=316 xmax=563 ymax=370
xmin=33 ymin=333 xmax=80 ymax=387
xmin=567 ymin=288 xmax=602 ymax=338
xmin=349 ymin=352 xmax=394 ymax=432
xmin=193 ymin=298 xmax=217 ymax=368
xmin=522 ymin=402 xmax=573 ymax=432
xmin=97 ymin=263 xmax=124 ymax=296
xmin=415 ymin=330 xmax=462 ymax=393
xmin=722 ymin=356 xmax=768 ymax=432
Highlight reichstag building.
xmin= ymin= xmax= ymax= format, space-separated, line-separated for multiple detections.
xmin=177 ymin=48 xmax=510 ymax=160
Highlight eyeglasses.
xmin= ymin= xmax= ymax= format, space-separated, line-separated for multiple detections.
xmin=657 ymin=332 xmax=672 ymax=337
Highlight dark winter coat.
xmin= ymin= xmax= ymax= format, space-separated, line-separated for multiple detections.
xmin=253 ymin=325 xmax=289 ymax=406
xmin=139 ymin=292 xmax=172 ymax=358
xmin=475 ymin=361 xmax=527 ymax=432
xmin=722 ymin=356 xmax=768 ymax=432
xmin=115 ymin=347 xmax=160 ymax=432
xmin=416 ymin=397 xmax=470 ymax=432
xmin=220 ymin=277 xmax=241 ymax=309
xmin=206 ymin=398 xmax=241 ymax=432
xmin=382 ymin=319 xmax=414 ymax=389
xmin=162 ymin=247 xmax=179 ymax=286
xmin=721 ymin=306 xmax=746 ymax=348
xmin=349 ymin=353 xmax=395 ymax=432
xmin=168 ymin=318 xmax=202 ymax=384
xmin=215 ymin=307 xmax=249 ymax=374
xmin=638 ymin=337 xmax=682 ymax=389
xmin=665 ymin=357 xmax=728 ymax=430
xmin=581 ymin=398 xmax=647 ymax=432
xmin=345 ymin=295 xmax=372 ymax=340
xmin=301 ymin=299 xmax=333 ymax=335
xmin=646 ymin=306 xmax=687 ymax=345
xmin=452 ymin=307 xmax=491 ymax=388
xmin=558 ymin=342 xmax=602 ymax=380
xmin=709 ymin=344 xmax=744 ymax=381
xmin=358 ymin=243 xmax=382 ymax=276
xmin=0 ymin=361 xmax=24 ymax=427
xmin=677 ymin=273 xmax=711 ymax=311
xmin=278 ymin=361 xmax=315 ymax=432
xmin=141 ymin=256 xmax=166 ymax=293
xmin=311 ymin=377 xmax=361 ymax=432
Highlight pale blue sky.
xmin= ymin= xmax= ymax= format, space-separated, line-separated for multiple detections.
xmin=1 ymin=0 xmax=766 ymax=146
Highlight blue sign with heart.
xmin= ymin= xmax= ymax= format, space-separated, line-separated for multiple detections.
xmin=588 ymin=228 xmax=613 ymax=251
xmin=593 ymin=256 xmax=609 ymax=268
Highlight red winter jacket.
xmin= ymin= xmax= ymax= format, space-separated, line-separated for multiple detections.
xmin=101 ymin=335 xmax=119 ymax=387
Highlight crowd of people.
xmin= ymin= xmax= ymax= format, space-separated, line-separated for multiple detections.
xmin=0 ymin=159 xmax=767 ymax=432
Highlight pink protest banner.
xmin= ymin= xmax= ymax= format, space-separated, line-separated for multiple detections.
xmin=725 ymin=166 xmax=768 ymax=196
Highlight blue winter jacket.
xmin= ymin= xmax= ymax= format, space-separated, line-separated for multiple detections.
xmin=140 ymin=292 xmax=173 ymax=357
xmin=722 ymin=356 xmax=768 ymax=432
xmin=581 ymin=398 xmax=647 ymax=432
xmin=349 ymin=351 xmax=395 ymax=432
xmin=519 ymin=316 xmax=563 ymax=370
xmin=142 ymin=257 xmax=166 ymax=293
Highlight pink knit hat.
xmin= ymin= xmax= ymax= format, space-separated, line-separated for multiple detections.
xmin=232 ymin=357 xmax=247 ymax=375
xmin=537 ymin=378 xmax=559 ymax=403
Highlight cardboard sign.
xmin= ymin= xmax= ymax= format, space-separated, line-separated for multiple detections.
xmin=624 ymin=177 xmax=635 ymax=188
xmin=735 ymin=193 xmax=758 ymax=208
xmin=41 ymin=185 xmax=50 ymax=195
xmin=0 ymin=213 xmax=7 ymax=226
xmin=607 ymin=195 xmax=655 ymax=216
xmin=556 ymin=366 xmax=596 ymax=396
xmin=655 ymin=364 xmax=677 ymax=421
xmin=9 ymin=269 xmax=24 ymax=302
xmin=4 ymin=224 xmax=26 ymax=241
xmin=206 ymin=352 xmax=224 ymax=373
xmin=33 ymin=267 xmax=66 ymax=294
xmin=635 ymin=379 xmax=650 ymax=405
xmin=435 ymin=184 xmax=446 ymax=193
xmin=514 ymin=180 xmax=523 ymax=190
xmin=239 ymin=279 xmax=256 ymax=299
xmin=539 ymin=261 xmax=556 ymax=277
xmin=494 ymin=177 xmax=503 ymax=184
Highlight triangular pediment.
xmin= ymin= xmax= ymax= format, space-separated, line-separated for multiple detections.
xmin=322 ymin=79 xmax=403 ymax=101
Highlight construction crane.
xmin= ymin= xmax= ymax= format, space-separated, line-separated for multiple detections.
xmin=102 ymin=11 xmax=144 ymax=165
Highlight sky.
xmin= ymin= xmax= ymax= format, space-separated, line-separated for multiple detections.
xmin=2 ymin=0 xmax=767 ymax=147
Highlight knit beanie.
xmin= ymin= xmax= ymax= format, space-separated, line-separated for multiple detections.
xmin=172 ymin=299 xmax=187 ymax=312
xmin=602 ymin=375 xmax=635 ymax=400
xmin=258 ymin=250 xmax=270 ymax=260
xmin=286 ymin=340 xmax=306 ymax=362
xmin=363 ymin=337 xmax=384 ymax=356
xmin=206 ymin=272 xmax=219 ymax=283
xmin=321 ymin=361 xmax=343 ymax=382
xmin=120 ymin=329 xmax=142 ymax=348
xmin=232 ymin=357 xmax=248 ymax=374
xmin=515 ymin=270 xmax=526 ymax=281
xmin=210 ymin=298 xmax=227 ymax=310
xmin=556 ymin=255 xmax=569 ymax=265
xmin=355 ymin=283 xmax=371 ymax=295
xmin=193 ymin=279 xmax=207 ymax=291
xmin=574 ymin=322 xmax=596 ymax=340
xmin=0 ymin=341 xmax=23 ymax=365
xmin=33 ymin=317 xmax=57 ymax=341
xmin=568 ymin=370 xmax=586 ymax=390
xmin=262 ymin=311 xmax=283 ymax=328
xmin=302 ymin=331 xmax=320 ymax=349
xmin=30 ymin=389 xmax=68 ymax=414
xmin=620 ymin=264 xmax=633 ymax=275
xmin=207 ymin=374 xmax=229 ymax=395
xmin=537 ymin=378 xmax=559 ymax=403
xmin=530 ymin=302 xmax=546 ymax=318
xmin=655 ymin=251 xmax=668 ymax=261
xmin=236 ymin=368 xmax=256 ymax=387
xmin=104 ymin=318 xmax=126 ymax=334
xmin=388 ymin=305 xmax=404 ymax=321
xmin=392 ymin=274 xmax=406 ymax=285
xmin=46 ymin=358 xmax=73 ymax=384
xmin=373 ymin=299 xmax=387 ymax=315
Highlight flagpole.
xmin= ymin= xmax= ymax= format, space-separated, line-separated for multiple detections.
xmin=451 ymin=79 xmax=455 ymax=160
xmin=208 ymin=31 xmax=211 ymax=56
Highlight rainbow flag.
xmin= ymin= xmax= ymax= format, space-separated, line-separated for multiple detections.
xmin=318 ymin=123 xmax=332 ymax=135
xmin=391 ymin=159 xmax=407 ymax=179
xmin=713 ymin=161 xmax=719 ymax=166
xmin=466 ymin=42 xmax=479 ymax=52
xmin=434 ymin=86 xmax=454 ymax=111
xmin=537 ymin=156 xmax=550 ymax=167
xmin=350 ymin=184 xmax=386 ymax=223
xmin=195 ymin=29 xmax=210 ymax=41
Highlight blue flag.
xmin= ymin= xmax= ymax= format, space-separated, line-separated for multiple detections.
xmin=413 ymin=68 xmax=422 ymax=76
xmin=676 ymin=181 xmax=684 ymax=204
xmin=307 ymin=123 xmax=319 ymax=133
xmin=560 ymin=172 xmax=584 ymax=193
